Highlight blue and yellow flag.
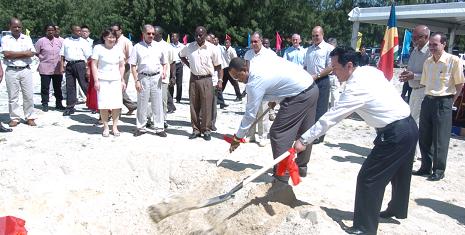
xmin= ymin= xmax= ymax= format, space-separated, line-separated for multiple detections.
xmin=378 ymin=4 xmax=398 ymax=81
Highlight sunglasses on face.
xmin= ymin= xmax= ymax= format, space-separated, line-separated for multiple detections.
xmin=146 ymin=32 xmax=155 ymax=35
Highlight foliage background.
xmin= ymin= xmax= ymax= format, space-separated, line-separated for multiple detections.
xmin=0 ymin=0 xmax=463 ymax=49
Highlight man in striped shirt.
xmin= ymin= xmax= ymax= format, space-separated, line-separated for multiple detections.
xmin=413 ymin=32 xmax=464 ymax=181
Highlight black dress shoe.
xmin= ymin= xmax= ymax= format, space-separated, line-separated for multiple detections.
xmin=412 ymin=168 xmax=432 ymax=176
xmin=62 ymin=108 xmax=75 ymax=116
xmin=345 ymin=227 xmax=369 ymax=235
xmin=189 ymin=133 xmax=201 ymax=139
xmin=299 ymin=167 xmax=307 ymax=177
xmin=164 ymin=122 xmax=168 ymax=129
xmin=379 ymin=210 xmax=406 ymax=219
xmin=313 ymin=137 xmax=323 ymax=144
xmin=203 ymin=133 xmax=211 ymax=141
xmin=234 ymin=97 xmax=242 ymax=102
xmin=0 ymin=123 xmax=12 ymax=132
xmin=167 ymin=109 xmax=175 ymax=114
xmin=42 ymin=104 xmax=49 ymax=112
xmin=156 ymin=131 xmax=167 ymax=137
xmin=56 ymin=104 xmax=66 ymax=110
xmin=427 ymin=172 xmax=445 ymax=181
xmin=133 ymin=129 xmax=147 ymax=137
xmin=220 ymin=104 xmax=229 ymax=109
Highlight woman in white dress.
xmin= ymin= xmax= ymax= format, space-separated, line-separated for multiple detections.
xmin=91 ymin=28 xmax=126 ymax=137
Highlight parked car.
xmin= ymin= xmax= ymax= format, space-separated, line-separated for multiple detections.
xmin=369 ymin=47 xmax=380 ymax=66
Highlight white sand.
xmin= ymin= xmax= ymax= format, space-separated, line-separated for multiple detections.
xmin=0 ymin=65 xmax=464 ymax=235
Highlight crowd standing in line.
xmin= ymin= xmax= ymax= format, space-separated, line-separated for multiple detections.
xmin=1 ymin=16 xmax=464 ymax=235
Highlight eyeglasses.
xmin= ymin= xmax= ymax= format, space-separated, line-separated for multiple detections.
xmin=251 ymin=40 xmax=259 ymax=43
xmin=146 ymin=32 xmax=155 ymax=35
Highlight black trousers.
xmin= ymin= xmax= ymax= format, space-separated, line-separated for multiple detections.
xmin=65 ymin=61 xmax=88 ymax=108
xmin=418 ymin=95 xmax=453 ymax=173
xmin=353 ymin=116 xmax=417 ymax=234
xmin=315 ymin=76 xmax=330 ymax=141
xmin=270 ymin=84 xmax=319 ymax=172
xmin=169 ymin=62 xmax=184 ymax=102
xmin=222 ymin=67 xmax=242 ymax=99
xmin=40 ymin=74 xmax=63 ymax=106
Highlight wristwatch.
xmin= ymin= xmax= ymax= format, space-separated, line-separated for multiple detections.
xmin=316 ymin=73 xmax=321 ymax=79
xmin=299 ymin=137 xmax=309 ymax=146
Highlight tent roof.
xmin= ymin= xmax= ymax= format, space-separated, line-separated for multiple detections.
xmin=348 ymin=2 xmax=465 ymax=35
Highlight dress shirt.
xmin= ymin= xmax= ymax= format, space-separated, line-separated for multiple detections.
xmin=283 ymin=46 xmax=306 ymax=66
xmin=222 ymin=46 xmax=237 ymax=67
xmin=156 ymin=40 xmax=174 ymax=84
xmin=35 ymin=36 xmax=63 ymax=75
xmin=212 ymin=44 xmax=226 ymax=84
xmin=60 ymin=36 xmax=92 ymax=61
xmin=300 ymin=66 xmax=411 ymax=144
xmin=407 ymin=43 xmax=430 ymax=89
xmin=420 ymin=52 xmax=465 ymax=96
xmin=171 ymin=42 xmax=185 ymax=63
xmin=115 ymin=35 xmax=133 ymax=63
xmin=91 ymin=44 xmax=124 ymax=81
xmin=128 ymin=40 xmax=167 ymax=74
xmin=82 ymin=37 xmax=94 ymax=49
xmin=179 ymin=41 xmax=221 ymax=76
xmin=303 ymin=40 xmax=334 ymax=75
xmin=0 ymin=34 xmax=35 ymax=66
xmin=244 ymin=47 xmax=276 ymax=61
xmin=236 ymin=56 xmax=314 ymax=138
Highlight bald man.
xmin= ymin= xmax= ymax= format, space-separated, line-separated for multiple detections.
xmin=303 ymin=26 xmax=334 ymax=144
xmin=399 ymin=25 xmax=431 ymax=162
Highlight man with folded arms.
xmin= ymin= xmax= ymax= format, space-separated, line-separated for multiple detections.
xmin=1 ymin=18 xmax=37 ymax=127
xmin=0 ymin=63 xmax=12 ymax=132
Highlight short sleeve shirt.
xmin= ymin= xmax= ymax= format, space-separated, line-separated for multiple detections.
xmin=420 ymin=52 xmax=465 ymax=96
xmin=35 ymin=36 xmax=63 ymax=75
xmin=91 ymin=44 xmax=124 ymax=81
xmin=1 ymin=34 xmax=35 ymax=66
xmin=128 ymin=40 xmax=167 ymax=74
xmin=179 ymin=41 xmax=220 ymax=76
xmin=303 ymin=40 xmax=334 ymax=75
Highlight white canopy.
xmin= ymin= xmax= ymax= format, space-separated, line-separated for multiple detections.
xmin=348 ymin=2 xmax=465 ymax=52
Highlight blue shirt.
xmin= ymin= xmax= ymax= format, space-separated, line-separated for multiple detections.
xmin=236 ymin=56 xmax=314 ymax=138
xmin=283 ymin=46 xmax=306 ymax=66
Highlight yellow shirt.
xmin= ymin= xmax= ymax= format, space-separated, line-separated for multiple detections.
xmin=420 ymin=52 xmax=464 ymax=96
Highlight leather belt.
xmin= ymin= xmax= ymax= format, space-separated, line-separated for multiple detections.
xmin=140 ymin=71 xmax=160 ymax=77
xmin=425 ymin=94 xmax=454 ymax=100
xmin=411 ymin=85 xmax=425 ymax=90
xmin=66 ymin=60 xmax=85 ymax=65
xmin=7 ymin=65 xmax=30 ymax=70
xmin=191 ymin=73 xmax=211 ymax=80
xmin=376 ymin=116 xmax=411 ymax=134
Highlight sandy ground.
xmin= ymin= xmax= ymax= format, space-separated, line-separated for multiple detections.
xmin=0 ymin=65 xmax=464 ymax=235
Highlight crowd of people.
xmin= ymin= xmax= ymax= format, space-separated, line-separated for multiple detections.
xmin=1 ymin=17 xmax=464 ymax=235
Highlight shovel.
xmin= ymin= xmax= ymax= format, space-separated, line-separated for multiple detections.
xmin=148 ymin=150 xmax=290 ymax=223
xmin=217 ymin=107 xmax=271 ymax=166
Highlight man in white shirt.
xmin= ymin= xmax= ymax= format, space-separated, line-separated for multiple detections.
xmin=0 ymin=62 xmax=12 ymax=132
xmin=129 ymin=24 xmax=168 ymax=137
xmin=80 ymin=25 xmax=93 ymax=49
xmin=295 ymin=47 xmax=418 ymax=235
xmin=228 ymin=56 xmax=318 ymax=181
xmin=243 ymin=32 xmax=277 ymax=147
xmin=221 ymin=38 xmax=242 ymax=101
xmin=111 ymin=23 xmax=137 ymax=115
xmin=303 ymin=26 xmax=335 ymax=144
xmin=170 ymin=33 xmax=185 ymax=103
xmin=1 ymin=18 xmax=37 ymax=127
xmin=60 ymin=25 xmax=92 ymax=116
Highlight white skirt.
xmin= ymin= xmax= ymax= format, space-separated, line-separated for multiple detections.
xmin=97 ymin=79 xmax=123 ymax=109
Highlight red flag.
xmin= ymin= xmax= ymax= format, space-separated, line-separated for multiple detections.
xmin=276 ymin=148 xmax=301 ymax=186
xmin=0 ymin=216 xmax=28 ymax=235
xmin=182 ymin=34 xmax=188 ymax=45
xmin=225 ymin=34 xmax=231 ymax=41
xmin=378 ymin=4 xmax=399 ymax=81
xmin=275 ymin=32 xmax=282 ymax=52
